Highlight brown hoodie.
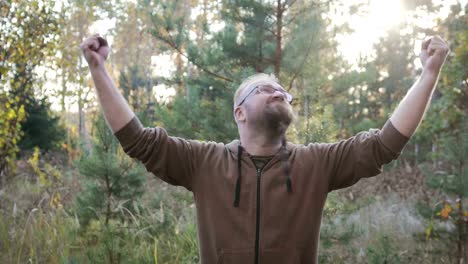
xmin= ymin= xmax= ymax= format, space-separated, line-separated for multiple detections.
xmin=114 ymin=117 xmax=409 ymax=264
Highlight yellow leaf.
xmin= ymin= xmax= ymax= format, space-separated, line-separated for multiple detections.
xmin=7 ymin=109 xmax=16 ymax=120
xmin=440 ymin=204 xmax=452 ymax=219
xmin=426 ymin=220 xmax=433 ymax=240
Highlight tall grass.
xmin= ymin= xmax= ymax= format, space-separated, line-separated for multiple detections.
xmin=0 ymin=204 xmax=199 ymax=263
xmin=0 ymin=209 xmax=75 ymax=263
xmin=0 ymin=152 xmax=199 ymax=264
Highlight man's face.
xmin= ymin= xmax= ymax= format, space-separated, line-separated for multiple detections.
xmin=236 ymin=81 xmax=294 ymax=133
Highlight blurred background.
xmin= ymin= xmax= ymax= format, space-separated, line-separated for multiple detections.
xmin=0 ymin=0 xmax=467 ymax=262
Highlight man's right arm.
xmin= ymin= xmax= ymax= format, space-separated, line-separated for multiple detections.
xmin=80 ymin=34 xmax=134 ymax=133
xmin=80 ymin=35 xmax=200 ymax=190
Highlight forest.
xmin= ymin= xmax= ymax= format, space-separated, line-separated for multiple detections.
xmin=0 ymin=0 xmax=467 ymax=263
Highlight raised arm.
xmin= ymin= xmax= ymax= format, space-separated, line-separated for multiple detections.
xmin=80 ymin=34 xmax=135 ymax=133
xmin=389 ymin=36 xmax=449 ymax=137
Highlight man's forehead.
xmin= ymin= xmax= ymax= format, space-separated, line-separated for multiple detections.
xmin=243 ymin=80 xmax=283 ymax=93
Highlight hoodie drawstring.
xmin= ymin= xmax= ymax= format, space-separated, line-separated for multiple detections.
xmin=233 ymin=140 xmax=292 ymax=208
xmin=280 ymin=137 xmax=293 ymax=193
xmin=233 ymin=145 xmax=243 ymax=207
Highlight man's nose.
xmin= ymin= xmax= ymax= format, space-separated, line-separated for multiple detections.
xmin=272 ymin=90 xmax=285 ymax=100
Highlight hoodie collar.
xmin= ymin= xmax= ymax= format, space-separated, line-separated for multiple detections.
xmin=226 ymin=139 xmax=294 ymax=158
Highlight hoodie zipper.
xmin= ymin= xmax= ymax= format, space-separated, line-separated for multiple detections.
xmin=249 ymin=154 xmax=276 ymax=264
xmin=254 ymin=168 xmax=262 ymax=264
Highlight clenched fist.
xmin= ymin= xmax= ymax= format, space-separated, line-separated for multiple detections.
xmin=80 ymin=34 xmax=110 ymax=68
xmin=420 ymin=36 xmax=449 ymax=73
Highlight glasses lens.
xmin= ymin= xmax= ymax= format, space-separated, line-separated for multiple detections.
xmin=258 ymin=85 xmax=275 ymax=94
xmin=259 ymin=85 xmax=293 ymax=102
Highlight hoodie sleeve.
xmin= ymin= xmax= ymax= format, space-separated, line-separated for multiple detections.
xmin=113 ymin=116 xmax=198 ymax=191
xmin=326 ymin=120 xmax=409 ymax=191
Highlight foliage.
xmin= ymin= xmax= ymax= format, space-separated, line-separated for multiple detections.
xmin=0 ymin=0 xmax=59 ymax=80
xmin=420 ymin=121 xmax=468 ymax=260
xmin=18 ymin=97 xmax=66 ymax=151
xmin=0 ymin=94 xmax=25 ymax=184
xmin=0 ymin=0 xmax=61 ymax=182
xmin=366 ymin=234 xmax=402 ymax=264
xmin=0 ymin=174 xmax=199 ymax=263
xmin=292 ymin=104 xmax=339 ymax=144
xmin=27 ymin=147 xmax=63 ymax=209
xmin=75 ymin=115 xmax=147 ymax=226
xmin=319 ymin=192 xmax=361 ymax=262
xmin=119 ymin=65 xmax=158 ymax=126
xmin=155 ymin=84 xmax=239 ymax=141
xmin=0 ymin=209 xmax=76 ymax=263
xmin=416 ymin=4 xmax=468 ymax=262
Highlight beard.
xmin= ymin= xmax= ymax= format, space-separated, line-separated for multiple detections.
xmin=255 ymin=101 xmax=294 ymax=137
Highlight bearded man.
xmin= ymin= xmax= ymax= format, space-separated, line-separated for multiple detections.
xmin=80 ymin=34 xmax=449 ymax=263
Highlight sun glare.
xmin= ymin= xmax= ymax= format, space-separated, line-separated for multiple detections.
xmin=368 ymin=0 xmax=405 ymax=30
xmin=336 ymin=0 xmax=406 ymax=64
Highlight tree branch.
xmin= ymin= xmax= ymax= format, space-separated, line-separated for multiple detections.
xmin=154 ymin=28 xmax=233 ymax=83
xmin=287 ymin=35 xmax=317 ymax=91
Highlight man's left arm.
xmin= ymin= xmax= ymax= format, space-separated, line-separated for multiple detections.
xmin=326 ymin=36 xmax=449 ymax=191
xmin=389 ymin=36 xmax=450 ymax=137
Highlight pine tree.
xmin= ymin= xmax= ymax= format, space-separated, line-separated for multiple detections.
xmin=76 ymin=115 xmax=147 ymax=226
xmin=421 ymin=118 xmax=468 ymax=262
xmin=18 ymin=96 xmax=66 ymax=151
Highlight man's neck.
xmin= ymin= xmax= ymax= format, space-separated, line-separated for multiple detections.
xmin=239 ymin=128 xmax=283 ymax=156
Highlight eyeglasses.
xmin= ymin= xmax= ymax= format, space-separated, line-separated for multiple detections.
xmin=237 ymin=84 xmax=293 ymax=106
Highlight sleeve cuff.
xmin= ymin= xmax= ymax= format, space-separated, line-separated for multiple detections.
xmin=380 ymin=120 xmax=410 ymax=154
xmin=113 ymin=116 xmax=144 ymax=148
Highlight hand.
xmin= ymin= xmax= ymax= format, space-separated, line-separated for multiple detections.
xmin=80 ymin=34 xmax=110 ymax=68
xmin=420 ymin=36 xmax=449 ymax=74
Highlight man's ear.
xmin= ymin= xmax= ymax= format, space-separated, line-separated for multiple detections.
xmin=234 ymin=106 xmax=245 ymax=123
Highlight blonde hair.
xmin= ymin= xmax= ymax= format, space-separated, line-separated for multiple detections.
xmin=233 ymin=73 xmax=279 ymax=106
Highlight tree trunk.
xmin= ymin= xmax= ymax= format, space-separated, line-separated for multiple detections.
xmin=274 ymin=0 xmax=283 ymax=77
xmin=77 ymin=9 xmax=89 ymax=152
xmin=78 ymin=94 xmax=87 ymax=148
xmin=0 ymin=164 xmax=5 ymax=189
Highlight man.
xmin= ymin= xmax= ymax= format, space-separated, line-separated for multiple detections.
xmin=80 ymin=34 xmax=449 ymax=263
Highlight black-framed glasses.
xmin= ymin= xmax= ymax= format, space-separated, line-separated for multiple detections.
xmin=237 ymin=84 xmax=293 ymax=106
